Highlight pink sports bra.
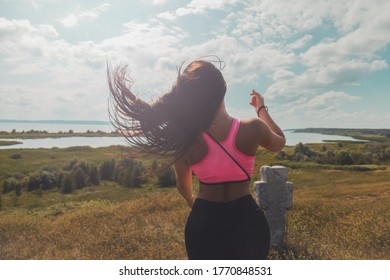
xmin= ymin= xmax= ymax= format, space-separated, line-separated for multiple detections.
xmin=190 ymin=118 xmax=255 ymax=185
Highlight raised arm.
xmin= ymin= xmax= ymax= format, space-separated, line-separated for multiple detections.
xmin=174 ymin=157 xmax=194 ymax=208
xmin=250 ymin=90 xmax=286 ymax=152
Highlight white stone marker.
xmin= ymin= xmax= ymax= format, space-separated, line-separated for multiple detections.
xmin=254 ymin=165 xmax=293 ymax=249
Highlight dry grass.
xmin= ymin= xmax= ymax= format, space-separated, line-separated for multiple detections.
xmin=0 ymin=191 xmax=189 ymax=260
xmin=1 ymin=144 xmax=389 ymax=260
xmin=282 ymin=170 xmax=390 ymax=260
xmin=1 ymin=176 xmax=389 ymax=260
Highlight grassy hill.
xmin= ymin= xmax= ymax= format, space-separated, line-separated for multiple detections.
xmin=0 ymin=141 xmax=389 ymax=260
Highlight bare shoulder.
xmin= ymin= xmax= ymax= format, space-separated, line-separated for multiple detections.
xmin=235 ymin=117 xmax=263 ymax=155
xmin=239 ymin=117 xmax=267 ymax=132
xmin=238 ymin=117 xmax=285 ymax=152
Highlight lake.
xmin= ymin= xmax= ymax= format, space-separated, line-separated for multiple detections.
xmin=0 ymin=120 xmax=114 ymax=133
xmin=0 ymin=136 xmax=126 ymax=149
xmin=0 ymin=120 xmax=364 ymax=149
xmin=284 ymin=130 xmax=365 ymax=146
xmin=0 ymin=131 xmax=364 ymax=150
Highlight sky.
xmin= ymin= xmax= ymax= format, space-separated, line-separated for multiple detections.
xmin=0 ymin=0 xmax=390 ymax=129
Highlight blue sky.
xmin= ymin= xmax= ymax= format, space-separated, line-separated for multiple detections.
xmin=1 ymin=0 xmax=389 ymax=129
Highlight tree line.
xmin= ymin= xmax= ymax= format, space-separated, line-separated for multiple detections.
xmin=276 ymin=142 xmax=390 ymax=165
xmin=2 ymin=158 xmax=176 ymax=196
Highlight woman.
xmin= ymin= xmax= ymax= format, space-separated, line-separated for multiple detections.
xmin=108 ymin=58 xmax=285 ymax=260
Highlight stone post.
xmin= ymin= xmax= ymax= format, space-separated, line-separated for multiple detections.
xmin=254 ymin=166 xmax=293 ymax=249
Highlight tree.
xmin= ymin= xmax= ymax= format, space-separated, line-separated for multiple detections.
xmin=335 ymin=150 xmax=353 ymax=165
xmin=292 ymin=142 xmax=317 ymax=162
xmin=61 ymin=172 xmax=74 ymax=194
xmin=39 ymin=170 xmax=57 ymax=190
xmin=2 ymin=178 xmax=21 ymax=194
xmin=158 ymin=167 xmax=176 ymax=188
xmin=89 ymin=165 xmax=100 ymax=186
xmin=26 ymin=171 xmax=42 ymax=192
xmin=275 ymin=151 xmax=288 ymax=160
xmin=99 ymin=159 xmax=116 ymax=181
xmin=111 ymin=158 xmax=147 ymax=188
xmin=73 ymin=167 xmax=87 ymax=189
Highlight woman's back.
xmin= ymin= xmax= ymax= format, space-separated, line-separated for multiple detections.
xmin=184 ymin=116 xmax=261 ymax=202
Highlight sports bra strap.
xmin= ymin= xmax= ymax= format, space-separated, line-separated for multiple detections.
xmin=204 ymin=131 xmax=251 ymax=180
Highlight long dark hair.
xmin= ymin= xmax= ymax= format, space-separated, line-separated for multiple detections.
xmin=107 ymin=59 xmax=226 ymax=164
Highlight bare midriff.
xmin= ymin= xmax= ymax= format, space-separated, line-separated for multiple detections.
xmin=197 ymin=181 xmax=251 ymax=202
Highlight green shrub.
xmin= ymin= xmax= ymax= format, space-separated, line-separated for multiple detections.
xmin=158 ymin=167 xmax=176 ymax=188
xmin=60 ymin=172 xmax=74 ymax=194
xmin=276 ymin=142 xmax=389 ymax=166
xmin=89 ymin=165 xmax=100 ymax=186
xmin=63 ymin=159 xmax=100 ymax=189
xmin=72 ymin=167 xmax=87 ymax=189
xmin=26 ymin=171 xmax=42 ymax=192
xmin=99 ymin=159 xmax=116 ymax=181
xmin=9 ymin=153 xmax=22 ymax=159
xmin=335 ymin=150 xmax=354 ymax=165
xmin=2 ymin=177 xmax=22 ymax=194
xmin=113 ymin=158 xmax=146 ymax=188
xmin=25 ymin=168 xmax=59 ymax=192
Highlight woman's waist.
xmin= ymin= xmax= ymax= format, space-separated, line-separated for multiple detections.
xmin=197 ymin=182 xmax=251 ymax=203
xmin=192 ymin=193 xmax=259 ymax=214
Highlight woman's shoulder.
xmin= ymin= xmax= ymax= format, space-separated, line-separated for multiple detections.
xmin=238 ymin=117 xmax=264 ymax=128
xmin=237 ymin=117 xmax=269 ymax=139
xmin=234 ymin=117 xmax=262 ymax=154
xmin=236 ymin=117 xmax=265 ymax=138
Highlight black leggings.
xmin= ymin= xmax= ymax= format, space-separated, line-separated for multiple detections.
xmin=185 ymin=195 xmax=270 ymax=260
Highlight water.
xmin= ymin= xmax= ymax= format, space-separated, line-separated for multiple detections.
xmin=284 ymin=130 xmax=364 ymax=146
xmin=0 ymin=120 xmax=114 ymax=133
xmin=0 ymin=136 xmax=126 ymax=149
xmin=0 ymin=119 xmax=123 ymax=149
xmin=0 ymin=120 xmax=364 ymax=149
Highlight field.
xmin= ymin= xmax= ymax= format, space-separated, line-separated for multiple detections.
xmin=0 ymin=139 xmax=389 ymax=260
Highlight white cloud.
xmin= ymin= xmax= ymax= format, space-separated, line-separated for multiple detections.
xmin=144 ymin=0 xmax=170 ymax=5
xmin=4 ymin=0 xmax=59 ymax=10
xmin=0 ymin=18 xmax=61 ymax=72
xmin=302 ymin=2 xmax=390 ymax=66
xmin=0 ymin=17 xmax=112 ymax=120
xmin=263 ymin=90 xmax=364 ymax=128
xmin=231 ymin=0 xmax=343 ymax=40
xmin=288 ymin=35 xmax=313 ymax=50
xmin=58 ymin=14 xmax=78 ymax=29
xmin=98 ymin=20 xmax=191 ymax=96
xmin=316 ymin=60 xmax=387 ymax=85
xmin=58 ymin=3 xmax=111 ymax=28
xmin=266 ymin=59 xmax=387 ymax=105
xmin=158 ymin=0 xmax=240 ymax=20
xmin=0 ymin=16 xmax=191 ymax=119
xmin=272 ymin=69 xmax=295 ymax=81
xmin=238 ymin=0 xmax=390 ymax=128
xmin=1 ymin=0 xmax=390 ymax=127
xmin=157 ymin=12 xmax=177 ymax=21
xmin=177 ymin=0 xmax=240 ymax=16
xmin=305 ymin=91 xmax=360 ymax=111
xmin=0 ymin=17 xmax=58 ymax=39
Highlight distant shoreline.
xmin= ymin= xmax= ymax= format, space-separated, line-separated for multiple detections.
xmin=0 ymin=130 xmax=121 ymax=141
xmin=293 ymin=128 xmax=390 ymax=142
xmin=1 ymin=120 xmax=389 ymax=145
xmin=0 ymin=119 xmax=111 ymax=125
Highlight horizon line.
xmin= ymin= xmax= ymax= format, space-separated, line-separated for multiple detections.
xmin=0 ymin=119 xmax=112 ymax=125
xmin=1 ymin=119 xmax=389 ymax=130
